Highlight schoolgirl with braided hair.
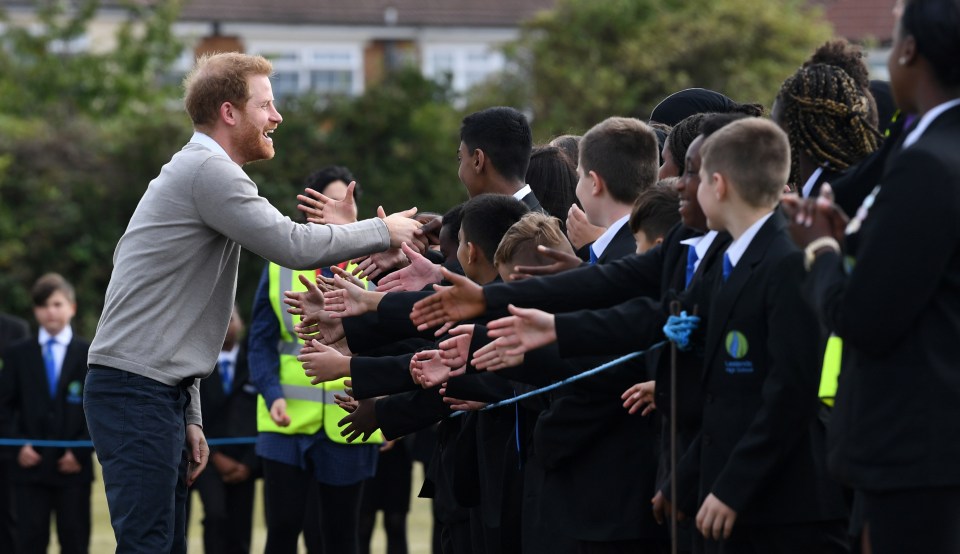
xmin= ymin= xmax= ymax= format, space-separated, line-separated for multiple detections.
xmin=772 ymin=63 xmax=882 ymax=196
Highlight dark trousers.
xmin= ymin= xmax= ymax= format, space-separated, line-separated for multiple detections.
xmin=696 ymin=520 xmax=849 ymax=554
xmin=84 ymin=367 xmax=191 ymax=553
xmin=262 ymin=457 xmax=364 ymax=554
xmin=15 ymin=480 xmax=91 ymax=554
xmin=862 ymin=486 xmax=960 ymax=554
xmin=0 ymin=459 xmax=16 ymax=553
xmin=577 ymin=539 xmax=668 ymax=554
xmin=189 ymin=468 xmax=256 ymax=554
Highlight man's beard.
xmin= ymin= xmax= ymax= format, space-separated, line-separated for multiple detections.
xmin=235 ymin=116 xmax=274 ymax=164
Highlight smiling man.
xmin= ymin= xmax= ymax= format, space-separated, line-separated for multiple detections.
xmin=84 ymin=53 xmax=422 ymax=553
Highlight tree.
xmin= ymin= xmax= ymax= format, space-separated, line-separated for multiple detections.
xmin=0 ymin=0 xmax=184 ymax=120
xmin=467 ymin=0 xmax=833 ymax=139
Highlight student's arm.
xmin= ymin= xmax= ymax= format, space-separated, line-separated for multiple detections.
xmin=810 ymin=147 xmax=959 ymax=355
xmin=483 ymin=246 xmax=664 ymax=313
xmin=709 ymin=254 xmax=820 ymax=514
xmin=553 ymin=296 xmax=669 ymax=358
xmin=375 ymin=387 xmax=450 ymax=440
xmin=349 ymin=353 xmax=418 ymax=399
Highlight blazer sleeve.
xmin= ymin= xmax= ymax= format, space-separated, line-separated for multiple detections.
xmin=810 ymin=146 xmax=960 ymax=356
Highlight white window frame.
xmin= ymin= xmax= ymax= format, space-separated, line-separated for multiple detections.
xmin=247 ymin=41 xmax=365 ymax=97
xmin=421 ymin=43 xmax=506 ymax=93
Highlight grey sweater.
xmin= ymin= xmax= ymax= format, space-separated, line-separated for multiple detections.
xmin=88 ymin=142 xmax=390 ymax=425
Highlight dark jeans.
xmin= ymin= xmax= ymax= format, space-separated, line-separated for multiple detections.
xmin=84 ymin=366 xmax=191 ymax=553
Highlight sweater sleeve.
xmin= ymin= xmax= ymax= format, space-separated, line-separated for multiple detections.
xmin=192 ymin=156 xmax=391 ymax=269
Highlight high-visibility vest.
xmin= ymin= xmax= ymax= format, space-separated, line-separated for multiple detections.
xmin=256 ymin=263 xmax=382 ymax=444
xmin=819 ymin=334 xmax=842 ymax=407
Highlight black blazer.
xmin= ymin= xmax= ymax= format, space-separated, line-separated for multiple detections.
xmin=199 ymin=341 xmax=259 ymax=471
xmin=679 ymin=214 xmax=846 ymax=524
xmin=0 ymin=314 xmax=29 ymax=352
xmin=809 ymin=104 xmax=960 ymax=492
xmin=0 ymin=335 xmax=93 ymax=485
xmin=595 ymin=221 xmax=637 ymax=264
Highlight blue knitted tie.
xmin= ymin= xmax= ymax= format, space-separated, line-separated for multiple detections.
xmin=722 ymin=252 xmax=734 ymax=282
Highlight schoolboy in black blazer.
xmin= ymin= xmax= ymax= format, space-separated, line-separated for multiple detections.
xmin=0 ymin=274 xmax=92 ymax=554
xmin=680 ymin=118 xmax=846 ymax=553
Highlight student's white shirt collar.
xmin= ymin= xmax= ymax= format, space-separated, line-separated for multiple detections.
xmin=724 ymin=211 xmax=775 ymax=268
xmin=38 ymin=325 xmax=72 ymax=376
xmin=902 ymin=99 xmax=960 ymax=149
xmin=39 ymin=325 xmax=72 ymax=347
xmin=801 ymin=166 xmax=825 ymax=198
xmin=513 ymin=184 xmax=533 ymax=201
xmin=218 ymin=345 xmax=240 ymax=366
xmin=679 ymin=230 xmax=719 ymax=273
xmin=591 ymin=215 xmax=630 ymax=259
xmin=189 ymin=131 xmax=233 ymax=162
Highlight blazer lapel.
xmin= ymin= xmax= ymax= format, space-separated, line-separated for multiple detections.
xmin=702 ymin=216 xmax=784 ymax=379
xmin=58 ymin=341 xmax=85 ymax=398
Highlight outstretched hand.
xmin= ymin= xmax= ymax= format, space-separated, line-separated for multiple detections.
xmin=323 ymin=274 xmax=384 ymax=319
xmin=338 ymin=398 xmax=380 ymax=443
xmin=471 ymin=336 xmax=525 ymax=371
xmin=438 ymin=325 xmax=474 ymax=368
xmin=381 ymin=206 xmax=426 ymax=250
xmin=510 ymin=244 xmax=584 ymax=280
xmin=409 ymin=266 xmax=486 ymax=332
xmin=377 ymin=242 xmax=443 ymax=292
xmin=410 ymin=349 xmax=463 ymax=388
xmin=298 ymin=339 xmax=350 ymax=384
xmin=297 ymin=181 xmax=359 ymax=225
xmin=283 ymin=273 xmax=326 ymax=323
xmin=484 ymin=304 xmax=557 ymax=356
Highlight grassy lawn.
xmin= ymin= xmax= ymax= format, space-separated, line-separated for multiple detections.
xmin=80 ymin=457 xmax=435 ymax=553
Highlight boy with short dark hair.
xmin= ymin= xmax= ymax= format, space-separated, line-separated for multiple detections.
xmin=0 ymin=273 xmax=92 ymax=554
xmin=686 ymin=117 xmax=846 ymax=551
xmin=629 ymin=179 xmax=681 ymax=254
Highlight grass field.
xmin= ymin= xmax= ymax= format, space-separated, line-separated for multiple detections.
xmin=80 ymin=457 xmax=436 ymax=553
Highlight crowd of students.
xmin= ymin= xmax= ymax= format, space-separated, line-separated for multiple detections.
xmin=282 ymin=1 xmax=960 ymax=553
xmin=1 ymin=0 xmax=958 ymax=553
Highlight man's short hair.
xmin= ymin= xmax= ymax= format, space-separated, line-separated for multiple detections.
xmin=494 ymin=212 xmax=570 ymax=267
xmin=579 ymin=117 xmax=660 ymax=204
xmin=460 ymin=107 xmax=533 ymax=182
xmin=31 ymin=273 xmax=75 ymax=306
xmin=629 ymin=180 xmax=681 ymax=240
xmin=460 ymin=194 xmax=530 ymax=262
xmin=183 ymin=53 xmax=274 ymax=129
xmin=700 ymin=118 xmax=790 ymax=208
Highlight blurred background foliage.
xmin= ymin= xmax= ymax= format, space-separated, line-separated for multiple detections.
xmin=0 ymin=0 xmax=829 ymax=336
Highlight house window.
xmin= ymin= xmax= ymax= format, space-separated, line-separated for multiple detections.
xmin=422 ymin=44 xmax=506 ymax=93
xmin=249 ymin=43 xmax=363 ymax=98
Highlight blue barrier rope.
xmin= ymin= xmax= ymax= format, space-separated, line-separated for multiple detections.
xmin=2 ymin=342 xmax=670 ymax=443
xmin=450 ymin=341 xmax=665 ymax=417
xmin=0 ymin=437 xmax=258 ymax=448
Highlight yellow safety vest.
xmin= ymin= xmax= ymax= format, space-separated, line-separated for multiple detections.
xmin=256 ymin=263 xmax=382 ymax=444
xmin=819 ymin=334 xmax=842 ymax=407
